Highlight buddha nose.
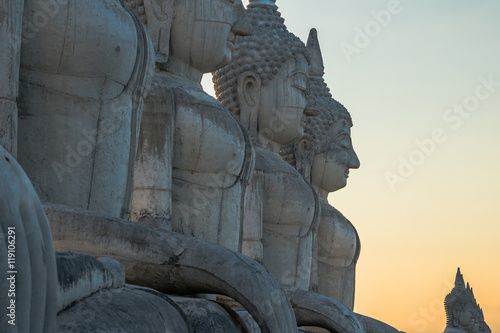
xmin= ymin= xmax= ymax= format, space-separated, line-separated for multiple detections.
xmin=232 ymin=2 xmax=252 ymax=36
xmin=348 ymin=148 xmax=360 ymax=169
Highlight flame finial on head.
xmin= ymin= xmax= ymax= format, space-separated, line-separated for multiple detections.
xmin=307 ymin=28 xmax=324 ymax=78
xmin=455 ymin=267 xmax=465 ymax=288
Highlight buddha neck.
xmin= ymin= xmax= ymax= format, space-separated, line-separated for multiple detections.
xmin=312 ymin=183 xmax=329 ymax=201
xmin=444 ymin=328 xmax=468 ymax=333
xmin=164 ymin=55 xmax=203 ymax=85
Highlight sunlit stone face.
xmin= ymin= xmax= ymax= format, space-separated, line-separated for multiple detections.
xmin=311 ymin=118 xmax=360 ymax=193
xmin=170 ymin=0 xmax=247 ymax=72
xmin=257 ymin=54 xmax=309 ymax=145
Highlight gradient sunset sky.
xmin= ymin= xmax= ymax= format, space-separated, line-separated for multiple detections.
xmin=203 ymin=1 xmax=500 ymax=331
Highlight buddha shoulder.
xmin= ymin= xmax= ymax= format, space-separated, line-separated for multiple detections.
xmin=255 ymin=148 xmax=304 ymax=176
xmin=21 ymin=0 xmax=140 ymax=100
xmin=167 ymin=75 xmax=248 ymax=186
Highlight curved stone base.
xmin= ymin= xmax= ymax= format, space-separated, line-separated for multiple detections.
xmin=56 ymin=286 xmax=190 ymax=332
xmin=355 ymin=314 xmax=404 ymax=333
xmin=170 ymin=296 xmax=249 ymax=332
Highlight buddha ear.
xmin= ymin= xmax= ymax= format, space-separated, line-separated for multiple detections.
xmin=237 ymin=71 xmax=261 ymax=136
xmin=452 ymin=309 xmax=459 ymax=326
xmin=310 ymin=152 xmax=326 ymax=189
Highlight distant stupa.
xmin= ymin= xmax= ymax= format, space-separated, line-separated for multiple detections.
xmin=443 ymin=268 xmax=491 ymax=333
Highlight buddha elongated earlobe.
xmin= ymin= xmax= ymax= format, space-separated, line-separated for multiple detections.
xmin=237 ymin=71 xmax=261 ymax=137
xmin=295 ymin=138 xmax=313 ymax=180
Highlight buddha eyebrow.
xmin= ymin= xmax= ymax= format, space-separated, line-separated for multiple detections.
xmin=334 ymin=133 xmax=350 ymax=142
xmin=289 ymin=72 xmax=310 ymax=88
xmin=289 ymin=72 xmax=308 ymax=79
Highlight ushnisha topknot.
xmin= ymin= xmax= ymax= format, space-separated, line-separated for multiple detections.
xmin=213 ymin=1 xmax=308 ymax=118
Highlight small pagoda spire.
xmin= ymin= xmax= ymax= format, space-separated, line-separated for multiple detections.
xmin=455 ymin=267 xmax=465 ymax=288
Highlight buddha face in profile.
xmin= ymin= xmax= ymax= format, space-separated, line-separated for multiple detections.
xmin=454 ymin=304 xmax=474 ymax=330
xmin=304 ymin=92 xmax=359 ymax=196
xmin=457 ymin=306 xmax=488 ymax=333
xmin=170 ymin=0 xmax=250 ymax=72
xmin=256 ymin=54 xmax=309 ymax=145
xmin=311 ymin=117 xmax=360 ymax=194
xmin=448 ymin=301 xmax=489 ymax=333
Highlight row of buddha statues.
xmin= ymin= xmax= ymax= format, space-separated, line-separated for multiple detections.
xmin=1 ymin=0 xmax=403 ymax=332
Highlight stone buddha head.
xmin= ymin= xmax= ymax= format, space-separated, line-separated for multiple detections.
xmin=288 ymin=29 xmax=359 ymax=197
xmin=214 ymin=0 xmax=310 ymax=150
xmin=444 ymin=269 xmax=491 ymax=333
xmin=124 ymin=0 xmax=251 ymax=73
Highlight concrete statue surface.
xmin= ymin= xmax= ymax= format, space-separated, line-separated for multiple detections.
xmin=443 ymin=268 xmax=491 ymax=333
xmin=0 ymin=0 xmax=408 ymax=332
xmin=0 ymin=0 xmax=23 ymax=156
xmin=46 ymin=203 xmax=297 ymax=332
xmin=17 ymin=0 xmax=155 ymax=219
xmin=131 ymin=0 xmax=255 ymax=252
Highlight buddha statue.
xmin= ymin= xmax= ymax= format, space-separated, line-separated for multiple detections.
xmin=214 ymin=0 xmax=317 ymax=290
xmin=17 ymin=0 xmax=155 ymax=218
xmin=444 ymin=268 xmax=491 ymax=333
xmin=130 ymin=0 xmax=255 ymax=250
xmin=289 ymin=29 xmax=361 ymax=310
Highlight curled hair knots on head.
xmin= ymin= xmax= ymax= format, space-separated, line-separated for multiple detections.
xmin=213 ymin=5 xmax=308 ymax=119
xmin=444 ymin=286 xmax=486 ymax=328
xmin=122 ymin=0 xmax=148 ymax=25
xmin=279 ymin=144 xmax=296 ymax=167
xmin=445 ymin=291 xmax=469 ymax=314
